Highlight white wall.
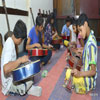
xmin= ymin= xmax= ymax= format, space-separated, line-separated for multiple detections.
xmin=0 ymin=0 xmax=27 ymax=10
xmin=27 ymin=0 xmax=53 ymax=33
xmin=0 ymin=0 xmax=53 ymax=52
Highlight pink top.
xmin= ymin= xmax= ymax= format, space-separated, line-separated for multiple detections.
xmin=77 ymin=34 xmax=83 ymax=48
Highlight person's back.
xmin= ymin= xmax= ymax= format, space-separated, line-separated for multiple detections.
xmin=69 ymin=17 xmax=76 ymax=42
xmin=69 ymin=24 xmax=76 ymax=42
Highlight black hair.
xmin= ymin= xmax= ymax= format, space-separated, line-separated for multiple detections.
xmin=45 ymin=13 xmax=54 ymax=27
xmin=36 ymin=16 xmax=44 ymax=26
xmin=72 ymin=19 xmax=78 ymax=37
xmin=72 ymin=19 xmax=78 ymax=26
xmin=44 ymin=13 xmax=54 ymax=30
xmin=13 ymin=20 xmax=27 ymax=39
xmin=4 ymin=31 xmax=13 ymax=41
xmin=77 ymin=13 xmax=89 ymax=26
xmin=71 ymin=17 xmax=75 ymax=24
xmin=65 ymin=16 xmax=71 ymax=23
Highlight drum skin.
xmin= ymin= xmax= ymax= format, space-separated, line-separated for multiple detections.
xmin=12 ymin=60 xmax=40 ymax=82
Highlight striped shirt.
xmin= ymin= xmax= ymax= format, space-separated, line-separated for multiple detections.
xmin=82 ymin=30 xmax=97 ymax=92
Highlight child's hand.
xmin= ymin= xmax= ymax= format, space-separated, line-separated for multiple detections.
xmin=71 ymin=69 xmax=81 ymax=77
xmin=34 ymin=43 xmax=41 ymax=48
xmin=48 ymin=44 xmax=53 ymax=49
xmin=20 ymin=55 xmax=29 ymax=63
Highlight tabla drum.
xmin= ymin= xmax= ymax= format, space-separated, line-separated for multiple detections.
xmin=51 ymin=37 xmax=62 ymax=50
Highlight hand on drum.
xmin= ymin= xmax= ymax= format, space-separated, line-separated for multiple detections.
xmin=33 ymin=43 xmax=42 ymax=48
xmin=48 ymin=44 xmax=53 ymax=49
xmin=71 ymin=69 xmax=81 ymax=77
xmin=20 ymin=55 xmax=29 ymax=63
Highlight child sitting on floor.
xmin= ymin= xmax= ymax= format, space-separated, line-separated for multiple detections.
xmin=65 ymin=13 xmax=98 ymax=94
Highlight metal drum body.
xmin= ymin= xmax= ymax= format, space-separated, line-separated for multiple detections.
xmin=12 ymin=60 xmax=40 ymax=82
xmin=28 ymin=49 xmax=48 ymax=56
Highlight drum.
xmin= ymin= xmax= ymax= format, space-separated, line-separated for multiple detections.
xmin=68 ymin=55 xmax=82 ymax=71
xmin=12 ymin=59 xmax=40 ymax=82
xmin=61 ymin=36 xmax=70 ymax=41
xmin=51 ymin=37 xmax=62 ymax=50
xmin=28 ymin=48 xmax=48 ymax=57
xmin=67 ymin=46 xmax=82 ymax=71
xmin=51 ymin=38 xmax=62 ymax=44
xmin=65 ymin=46 xmax=83 ymax=93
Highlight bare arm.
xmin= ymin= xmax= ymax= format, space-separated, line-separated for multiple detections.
xmin=79 ymin=38 xmax=84 ymax=47
xmin=72 ymin=64 xmax=96 ymax=77
xmin=26 ymin=37 xmax=41 ymax=50
xmin=42 ymin=44 xmax=49 ymax=49
xmin=4 ymin=55 xmax=29 ymax=76
xmin=80 ymin=65 xmax=96 ymax=77
xmin=42 ymin=44 xmax=53 ymax=49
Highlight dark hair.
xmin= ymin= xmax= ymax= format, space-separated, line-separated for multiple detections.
xmin=77 ymin=13 xmax=89 ymax=26
xmin=47 ymin=13 xmax=54 ymax=24
xmin=4 ymin=31 xmax=13 ymax=41
xmin=44 ymin=13 xmax=54 ymax=30
xmin=66 ymin=16 xmax=71 ymax=23
xmin=71 ymin=17 xmax=75 ymax=24
xmin=36 ymin=16 xmax=44 ymax=26
xmin=73 ymin=19 xmax=78 ymax=26
xmin=13 ymin=20 xmax=27 ymax=39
